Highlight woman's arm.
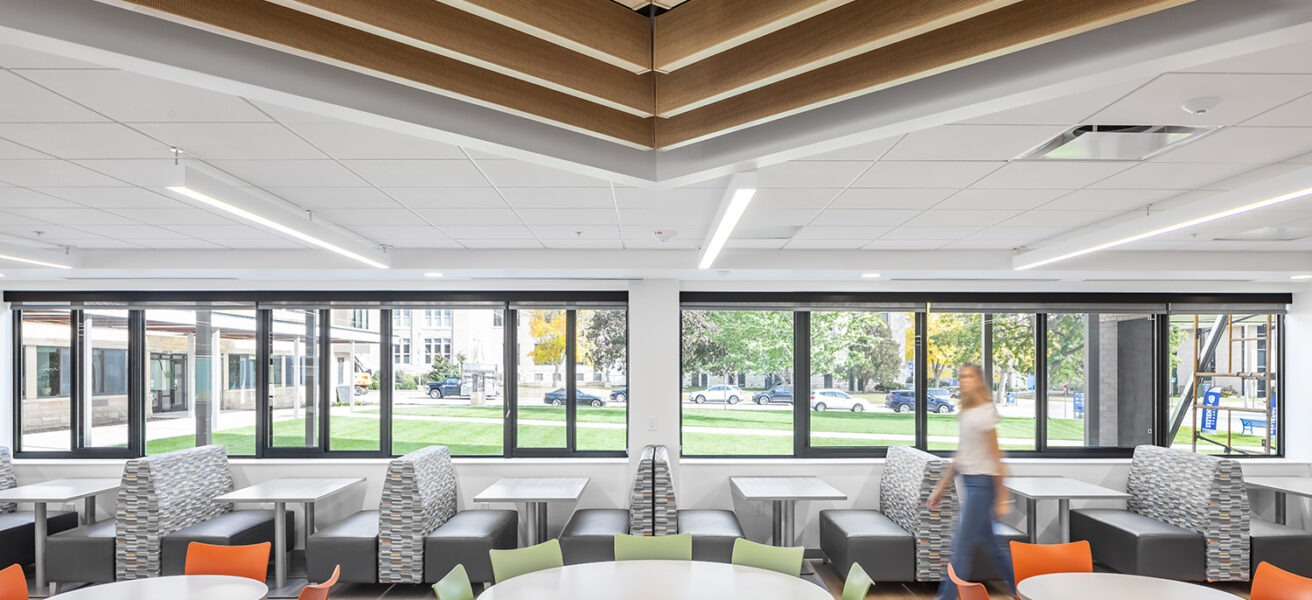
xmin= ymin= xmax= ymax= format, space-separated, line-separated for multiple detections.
xmin=986 ymin=429 xmax=1011 ymax=517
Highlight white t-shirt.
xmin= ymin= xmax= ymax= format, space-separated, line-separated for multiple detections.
xmin=954 ymin=403 xmax=1001 ymax=476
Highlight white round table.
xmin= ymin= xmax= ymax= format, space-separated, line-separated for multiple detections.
xmin=478 ymin=560 xmax=830 ymax=600
xmin=1018 ymin=573 xmax=1242 ymax=600
xmin=49 ymin=575 xmax=268 ymax=600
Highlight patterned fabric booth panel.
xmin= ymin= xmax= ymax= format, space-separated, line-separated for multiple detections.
xmin=879 ymin=446 xmax=958 ymax=581
xmin=629 ymin=446 xmax=656 ymax=536
xmin=115 ymin=445 xmax=236 ymax=580
xmin=378 ymin=445 xmax=458 ymax=583
xmin=0 ymin=447 xmax=16 ymax=513
xmin=650 ymin=446 xmax=679 ymax=536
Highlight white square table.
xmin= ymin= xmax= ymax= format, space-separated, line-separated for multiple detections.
xmin=1004 ymin=476 xmax=1129 ymax=543
xmin=729 ymin=476 xmax=847 ymax=547
xmin=0 ymin=478 xmax=120 ymax=596
xmin=473 ymin=477 xmax=589 ymax=545
xmin=1245 ymin=476 xmax=1312 ymax=526
xmin=214 ymin=477 xmax=364 ymax=598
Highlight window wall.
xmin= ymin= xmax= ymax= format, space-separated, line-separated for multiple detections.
xmin=808 ymin=311 xmax=914 ymax=449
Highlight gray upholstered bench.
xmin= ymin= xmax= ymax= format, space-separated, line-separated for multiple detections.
xmin=1068 ymin=445 xmax=1249 ymax=582
xmin=1250 ymin=518 xmax=1312 ymax=578
xmin=645 ymin=446 xmax=746 ymax=562
xmin=0 ymin=447 xmax=80 ymax=570
xmin=161 ymin=509 xmax=295 ymax=575
xmin=307 ymin=510 xmax=379 ymax=583
xmin=423 ymin=510 xmax=518 ymax=583
xmin=819 ymin=446 xmax=956 ymax=582
xmin=560 ymin=508 xmax=629 ymax=564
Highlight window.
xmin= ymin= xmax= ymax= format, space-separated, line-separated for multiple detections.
xmin=348 ymin=310 xmax=371 ymax=329
xmin=20 ymin=310 xmax=73 ymax=452
xmin=227 ymin=355 xmax=256 ymax=390
xmin=493 ymin=311 xmax=504 ymax=327
xmin=425 ymin=309 xmax=452 ymax=328
xmin=518 ymin=309 xmax=567 ymax=449
xmin=576 ymin=309 xmax=626 ymax=452
xmin=269 ymin=309 xmax=321 ymax=450
xmin=393 ymin=339 xmax=411 ymax=364
xmin=925 ymin=312 xmax=983 ymax=451
xmin=423 ymin=337 xmax=452 ymax=365
xmin=808 ymin=311 xmax=914 ymax=450
xmin=1046 ymin=313 xmax=1155 ymax=450
xmin=393 ymin=310 xmax=412 ymax=328
xmin=328 ymin=309 xmax=381 ymax=452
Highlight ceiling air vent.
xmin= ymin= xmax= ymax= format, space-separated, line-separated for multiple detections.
xmin=1020 ymin=125 xmax=1216 ymax=161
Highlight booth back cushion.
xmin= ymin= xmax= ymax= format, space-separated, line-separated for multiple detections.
xmin=627 ymin=445 xmax=681 ymax=536
xmin=879 ymin=445 xmax=957 ymax=581
xmin=1126 ymin=445 xmax=1250 ymax=581
xmin=629 ymin=446 xmax=655 ymax=536
xmin=115 ymin=445 xmax=235 ymax=580
xmin=0 ymin=447 xmax=15 ymax=513
xmin=378 ymin=445 xmax=458 ymax=583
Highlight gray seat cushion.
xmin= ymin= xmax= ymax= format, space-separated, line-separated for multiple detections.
xmin=678 ymin=509 xmax=744 ymax=563
xmin=46 ymin=520 xmax=117 ymax=584
xmin=820 ymin=509 xmax=915 ymax=582
xmin=160 ymin=509 xmax=294 ymax=576
xmin=560 ymin=509 xmax=628 ymax=565
xmin=1070 ymin=508 xmax=1205 ymax=581
xmin=964 ymin=521 xmax=1027 ymax=581
xmin=424 ymin=510 xmax=518 ymax=584
xmin=308 ymin=510 xmax=378 ymax=584
xmin=0 ymin=511 xmax=79 ymax=569
xmin=1251 ymin=518 xmax=1312 ymax=578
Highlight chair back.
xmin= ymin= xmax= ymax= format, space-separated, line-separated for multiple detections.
xmin=1251 ymin=561 xmax=1312 ymax=600
xmin=1010 ymin=540 xmax=1092 ymax=583
xmin=183 ymin=542 xmax=271 ymax=582
xmin=432 ymin=564 xmax=474 ymax=600
xmin=489 ymin=539 xmax=563 ymax=583
xmin=298 ymin=565 xmax=340 ymax=600
xmin=840 ymin=562 xmax=874 ymax=600
xmin=880 ymin=445 xmax=957 ymax=581
xmin=730 ymin=538 xmax=803 ymax=577
xmin=378 ymin=445 xmax=458 ymax=583
xmin=0 ymin=563 xmax=26 ymax=600
xmin=946 ymin=564 xmax=989 ymax=600
xmin=613 ymin=533 xmax=692 ymax=561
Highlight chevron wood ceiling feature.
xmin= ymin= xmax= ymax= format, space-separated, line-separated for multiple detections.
xmin=97 ymin=0 xmax=1195 ymax=150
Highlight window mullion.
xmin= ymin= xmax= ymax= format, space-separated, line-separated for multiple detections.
xmin=565 ymin=310 xmax=577 ymax=454
xmin=793 ymin=311 xmax=809 ymax=458
xmin=381 ymin=309 xmax=393 ymax=457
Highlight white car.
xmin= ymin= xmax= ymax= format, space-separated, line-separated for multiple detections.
xmin=810 ymin=388 xmax=866 ymax=412
xmin=688 ymin=385 xmax=744 ymax=405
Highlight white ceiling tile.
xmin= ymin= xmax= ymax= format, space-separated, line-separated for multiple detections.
xmin=313 ymin=208 xmax=419 ymax=226
xmin=514 ymin=209 xmax=616 ymax=226
xmin=0 ymin=160 xmax=127 ymax=187
xmin=748 ymin=188 xmax=839 ymax=210
xmin=266 ymin=187 xmax=400 ymax=209
xmin=343 ymin=159 xmax=486 ymax=187
xmin=861 ymin=239 xmax=944 ymax=250
xmin=475 ymin=159 xmax=609 ymax=187
xmin=934 ymin=189 xmax=1069 ymax=210
xmin=726 ymin=239 xmax=788 ymax=249
xmin=973 ymin=161 xmax=1133 ymax=189
xmin=802 ymin=137 xmax=898 ymax=161
xmin=791 ymin=226 xmax=892 ymax=239
xmin=165 ymin=224 xmax=286 ymax=239
xmin=1244 ymin=93 xmax=1312 ymax=126
xmin=738 ymin=209 xmax=819 ymax=227
xmin=414 ymin=211 xmax=525 ymax=226
xmin=829 ymin=188 xmax=957 ymax=209
xmin=279 ymin=121 xmax=465 ymax=159
xmin=1000 ymin=211 xmax=1117 ymax=228
xmin=853 ymin=161 xmax=1002 ymax=188
xmin=622 ymin=238 xmax=699 ymax=249
xmin=621 ymin=226 xmax=706 ymax=240
xmin=963 ymin=226 xmax=1059 ymax=242
xmin=884 ymin=125 xmax=1067 ymax=161
xmin=384 ymin=187 xmax=503 ymax=209
xmin=38 ymin=187 xmax=182 ymax=209
xmin=132 ymin=123 xmax=326 ymax=159
xmin=939 ymin=239 xmax=1028 ymax=250
xmin=208 ymin=237 xmax=307 ymax=249
xmin=1089 ymin=162 xmax=1256 ymax=190
xmin=108 ymin=209 xmax=236 ymax=226
xmin=1086 ymin=73 xmax=1312 ymax=127
xmin=1152 ymin=127 xmax=1312 ymax=164
xmin=500 ymin=187 xmax=614 ymax=209
xmin=62 ymin=238 xmax=147 ymax=249
xmin=0 ymin=188 xmax=79 ymax=208
xmin=207 ymin=160 xmax=369 ymax=187
xmin=1204 ymin=163 xmax=1311 ymax=191
xmin=781 ymin=239 xmax=868 ymax=249
xmin=74 ymin=224 xmax=189 ymax=238
xmin=0 ymin=210 xmax=57 ymax=226
xmin=619 ymin=208 xmax=714 ymax=226
xmin=881 ymin=226 xmax=983 ymax=240
xmin=540 ymin=239 xmax=623 ymax=249
xmin=0 ymin=138 xmax=48 ymax=159
xmin=458 ymin=239 xmax=543 ymax=248
xmin=0 ymin=123 xmax=169 ymax=158
xmin=902 ymin=210 xmax=1020 ymax=227
xmin=1180 ymin=39 xmax=1312 ymax=74
xmin=1287 ymin=152 xmax=1312 ymax=164
xmin=961 ymin=77 xmax=1153 ymax=125
xmin=382 ymin=238 xmax=465 ymax=248
xmin=17 ymin=208 xmax=140 ymax=225
xmin=529 ymin=226 xmax=620 ymax=239
xmin=71 ymin=159 xmax=179 ymax=187
xmin=125 ymin=238 xmax=226 ymax=249
xmin=809 ymin=209 xmax=919 ymax=227
xmin=20 ymin=69 xmax=269 ymax=122
xmin=1037 ymin=188 xmax=1186 ymax=211
xmin=0 ymin=43 xmax=108 ymax=69
xmin=348 ymin=225 xmax=446 ymax=239
xmin=757 ymin=161 xmax=870 ymax=188
xmin=0 ymin=71 xmax=107 ymax=122
xmin=613 ymin=187 xmax=721 ymax=209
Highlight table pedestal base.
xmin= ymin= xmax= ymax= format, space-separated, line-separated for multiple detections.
xmin=523 ymin=502 xmax=549 ymax=546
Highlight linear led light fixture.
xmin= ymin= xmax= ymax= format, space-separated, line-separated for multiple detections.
xmin=167 ymin=166 xmax=389 ymax=269
xmin=1014 ymin=165 xmax=1312 ymax=271
xmin=0 ymin=242 xmax=74 ymax=270
xmin=699 ymin=172 xmax=758 ymax=270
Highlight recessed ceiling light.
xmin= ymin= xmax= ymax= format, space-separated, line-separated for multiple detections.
xmin=1291 ymin=274 xmax=1312 ymax=280
xmin=699 ymin=172 xmax=757 ymax=270
xmin=862 ymin=273 xmax=880 ymax=278
xmin=425 ymin=272 xmax=444 ymax=278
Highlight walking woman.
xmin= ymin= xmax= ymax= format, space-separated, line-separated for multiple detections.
xmin=929 ymin=363 xmax=1015 ymax=599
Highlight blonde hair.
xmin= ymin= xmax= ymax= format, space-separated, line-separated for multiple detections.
xmin=958 ymin=363 xmax=990 ymax=408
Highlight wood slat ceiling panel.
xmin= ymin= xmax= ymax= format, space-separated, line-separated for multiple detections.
xmin=437 ymin=0 xmax=653 ymax=73
xmin=652 ymin=0 xmax=855 ymax=72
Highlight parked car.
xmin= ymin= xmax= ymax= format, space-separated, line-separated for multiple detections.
xmin=810 ymin=388 xmax=867 ymax=412
xmin=687 ymin=384 xmax=744 ymax=405
xmin=609 ymin=389 xmax=627 ymax=403
xmin=885 ymin=389 xmax=956 ymax=413
xmin=753 ymin=384 xmax=793 ymax=405
xmin=543 ymin=388 xmax=605 ymax=407
xmin=426 ymin=376 xmax=462 ymax=399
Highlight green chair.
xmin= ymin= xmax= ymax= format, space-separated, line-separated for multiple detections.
xmin=489 ymin=539 xmax=564 ymax=583
xmin=730 ymin=538 xmax=804 ymax=577
xmin=613 ymin=533 xmax=693 ymax=561
xmin=433 ymin=564 xmax=474 ymax=600
xmin=841 ymin=562 xmax=874 ymax=600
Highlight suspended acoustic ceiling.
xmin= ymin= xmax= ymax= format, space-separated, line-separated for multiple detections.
xmin=95 ymin=0 xmax=1195 ymax=150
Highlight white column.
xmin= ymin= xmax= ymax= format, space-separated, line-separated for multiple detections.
xmin=626 ymin=280 xmax=682 ymax=479
xmin=1284 ymin=290 xmax=1312 ymax=461
xmin=0 ymin=302 xmax=13 ymax=449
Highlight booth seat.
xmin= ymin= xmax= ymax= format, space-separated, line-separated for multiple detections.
xmin=1069 ymin=445 xmax=1249 ymax=582
xmin=45 ymin=445 xmax=291 ymax=584
xmin=305 ymin=445 xmax=516 ymax=585
xmin=819 ymin=446 xmax=956 ymax=582
xmin=0 ymin=447 xmax=80 ymax=569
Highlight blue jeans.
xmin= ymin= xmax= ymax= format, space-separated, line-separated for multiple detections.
xmin=936 ymin=474 xmax=1016 ymax=600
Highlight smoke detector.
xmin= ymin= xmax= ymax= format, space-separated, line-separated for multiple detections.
xmin=652 ymin=230 xmax=677 ymax=244
xmin=1182 ymin=97 xmax=1221 ymax=116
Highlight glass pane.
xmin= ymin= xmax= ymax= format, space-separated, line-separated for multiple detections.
xmin=576 ymin=309 xmax=626 ymax=452
xmin=1168 ymin=313 xmax=1278 ymax=455
xmin=1046 ymin=313 xmax=1155 ymax=450
xmin=926 ymin=313 xmax=983 ymax=451
xmin=20 ymin=310 xmax=72 ymax=451
xmin=270 ymin=309 xmax=321 ymax=448
xmin=680 ymin=310 xmax=793 ymax=456
xmin=392 ymin=309 xmax=505 ymax=456
xmin=84 ymin=310 xmax=130 ymax=448
xmin=990 ymin=314 xmax=1035 ymax=451
xmin=517 ymin=309 xmax=567 ymax=449
xmin=808 ymin=311 xmax=914 ymax=448
xmin=328 ymin=310 xmax=381 ymax=451
xmin=145 ymin=309 xmax=259 ymax=456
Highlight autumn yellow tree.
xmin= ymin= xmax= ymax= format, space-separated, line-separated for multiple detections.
xmin=527 ymin=310 xmax=567 ymax=383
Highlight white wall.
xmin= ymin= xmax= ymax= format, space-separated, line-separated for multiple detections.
xmin=0 ymin=303 xmax=11 ymax=450
xmin=1284 ymin=290 xmax=1311 ymax=461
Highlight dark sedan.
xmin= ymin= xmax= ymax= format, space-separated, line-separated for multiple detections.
xmin=543 ymin=388 xmax=606 ymax=407
xmin=752 ymin=384 xmax=793 ymax=405
xmin=885 ymin=389 xmax=956 ymax=414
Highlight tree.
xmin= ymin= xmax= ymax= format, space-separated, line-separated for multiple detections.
xmin=1046 ymin=314 xmax=1085 ymax=391
xmin=680 ymin=310 xmax=793 ymax=385
xmin=426 ymin=355 xmax=461 ymax=382
xmin=812 ymin=312 xmax=900 ymax=388
xmin=527 ymin=310 xmax=567 ymax=382
xmin=580 ymin=310 xmax=627 ymax=379
xmin=910 ymin=313 xmax=983 ymax=387
xmin=682 ymin=310 xmax=729 ymax=377
xmin=991 ymin=313 xmax=1035 ymax=393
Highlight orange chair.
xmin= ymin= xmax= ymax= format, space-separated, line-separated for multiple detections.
xmin=183 ymin=542 xmax=271 ymax=582
xmin=297 ymin=565 xmax=340 ymax=600
xmin=0 ymin=564 xmax=27 ymax=600
xmin=1010 ymin=540 xmax=1092 ymax=584
xmin=947 ymin=564 xmax=989 ymax=600
xmin=1252 ymin=561 xmax=1312 ymax=600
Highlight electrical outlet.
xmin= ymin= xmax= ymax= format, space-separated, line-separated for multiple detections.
xmin=647 ymin=417 xmax=658 ymax=432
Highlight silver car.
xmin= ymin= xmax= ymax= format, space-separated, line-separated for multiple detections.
xmin=810 ymin=388 xmax=866 ymax=412
xmin=688 ymin=384 xmax=744 ymax=405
